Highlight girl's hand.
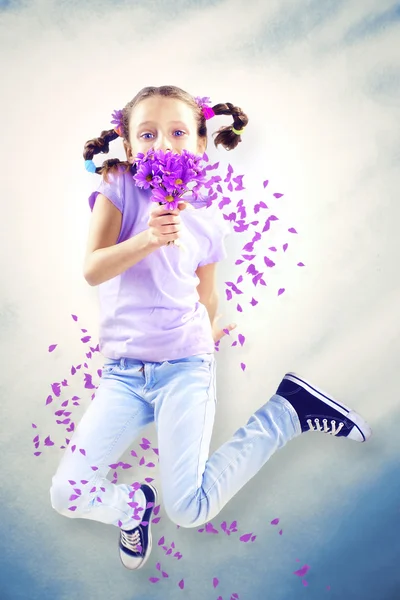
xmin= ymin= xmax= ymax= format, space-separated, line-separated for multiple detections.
xmin=147 ymin=202 xmax=187 ymax=247
xmin=212 ymin=315 xmax=237 ymax=343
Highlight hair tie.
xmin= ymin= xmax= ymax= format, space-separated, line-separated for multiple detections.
xmin=232 ymin=126 xmax=244 ymax=135
xmin=195 ymin=96 xmax=215 ymax=120
xmin=85 ymin=159 xmax=97 ymax=173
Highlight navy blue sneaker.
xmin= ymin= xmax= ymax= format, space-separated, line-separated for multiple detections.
xmin=276 ymin=373 xmax=372 ymax=442
xmin=119 ymin=483 xmax=157 ymax=570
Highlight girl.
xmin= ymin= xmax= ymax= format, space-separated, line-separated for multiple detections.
xmin=50 ymin=85 xmax=372 ymax=571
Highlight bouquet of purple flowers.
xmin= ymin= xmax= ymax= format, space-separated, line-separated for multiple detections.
xmin=133 ymin=148 xmax=207 ymax=207
xmin=133 ymin=148 xmax=209 ymax=249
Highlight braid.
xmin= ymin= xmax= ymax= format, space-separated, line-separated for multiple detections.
xmin=211 ymin=102 xmax=249 ymax=151
xmin=82 ymin=128 xmax=131 ymax=181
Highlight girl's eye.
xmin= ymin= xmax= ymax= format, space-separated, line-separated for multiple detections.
xmin=174 ymin=130 xmax=185 ymax=137
xmin=141 ymin=132 xmax=154 ymax=140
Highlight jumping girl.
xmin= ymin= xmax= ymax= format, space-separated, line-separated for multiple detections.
xmin=50 ymin=85 xmax=372 ymax=570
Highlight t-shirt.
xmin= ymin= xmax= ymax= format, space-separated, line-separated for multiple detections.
xmin=88 ymin=165 xmax=230 ymax=362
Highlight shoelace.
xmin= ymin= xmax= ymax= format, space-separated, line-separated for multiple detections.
xmin=307 ymin=418 xmax=344 ymax=435
xmin=120 ymin=528 xmax=142 ymax=554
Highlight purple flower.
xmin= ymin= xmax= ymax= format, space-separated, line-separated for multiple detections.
xmin=132 ymin=148 xmax=208 ymax=207
xmin=111 ymin=109 xmax=124 ymax=137
xmin=151 ymin=187 xmax=180 ymax=210
xmin=133 ymin=161 xmax=162 ymax=189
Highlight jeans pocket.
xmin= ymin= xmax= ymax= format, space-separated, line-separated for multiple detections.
xmin=165 ymin=354 xmax=213 ymax=367
xmin=101 ymin=360 xmax=120 ymax=376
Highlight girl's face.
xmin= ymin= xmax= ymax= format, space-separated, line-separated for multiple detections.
xmin=125 ymin=96 xmax=206 ymax=162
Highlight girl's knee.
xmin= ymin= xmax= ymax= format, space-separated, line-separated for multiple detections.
xmin=50 ymin=477 xmax=86 ymax=517
xmin=164 ymin=502 xmax=205 ymax=529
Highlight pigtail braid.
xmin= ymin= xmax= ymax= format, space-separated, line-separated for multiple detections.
xmin=83 ymin=128 xmax=131 ymax=181
xmin=211 ymin=102 xmax=249 ymax=150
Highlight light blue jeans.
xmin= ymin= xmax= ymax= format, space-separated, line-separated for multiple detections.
xmin=50 ymin=354 xmax=301 ymax=529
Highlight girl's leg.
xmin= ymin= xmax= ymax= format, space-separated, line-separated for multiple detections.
xmin=148 ymin=356 xmax=371 ymax=528
xmin=50 ymin=358 xmax=153 ymax=531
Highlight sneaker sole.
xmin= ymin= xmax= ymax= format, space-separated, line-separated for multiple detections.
xmin=119 ymin=483 xmax=158 ymax=570
xmin=284 ymin=372 xmax=372 ymax=442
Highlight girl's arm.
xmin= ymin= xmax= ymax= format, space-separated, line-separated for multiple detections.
xmin=83 ymin=194 xmax=157 ymax=286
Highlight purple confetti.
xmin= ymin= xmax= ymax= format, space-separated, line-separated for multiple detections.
xmin=294 ymin=565 xmax=310 ymax=578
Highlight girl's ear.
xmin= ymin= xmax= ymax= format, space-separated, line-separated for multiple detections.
xmin=124 ymin=141 xmax=134 ymax=163
xmin=197 ymin=137 xmax=207 ymax=155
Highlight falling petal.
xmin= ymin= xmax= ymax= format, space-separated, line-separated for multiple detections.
xmin=238 ymin=334 xmax=245 ymax=346
xmin=32 ymin=423 xmax=37 ymax=428
xmin=152 ymin=517 xmax=161 ymax=524
xmin=297 ymin=262 xmax=305 ymax=267
xmin=45 ymin=395 xmax=53 ymax=406
xmin=271 ymin=518 xmax=280 ymax=525
xmin=263 ymin=256 xmax=275 ymax=268
xmin=282 ymin=243 xmax=288 ymax=252
xmin=273 ymin=193 xmax=283 ymax=198
xmin=205 ymin=522 xmax=219 ymax=534
xmin=240 ymin=363 xmax=246 ymax=371
xmin=240 ymin=533 xmax=253 ymax=543
xmin=83 ymin=373 xmax=96 ymax=389
xmin=251 ymin=535 xmax=257 ymax=542
xmin=117 ymin=520 xmax=123 ymax=527
xmin=79 ymin=449 xmax=86 ymax=456
xmin=250 ymin=298 xmax=258 ymax=306
xmin=278 ymin=288 xmax=285 ymax=296
xmin=263 ymin=180 xmax=269 ymax=188
xmin=71 ymin=314 xmax=78 ymax=321
xmin=178 ymin=579 xmax=184 ymax=589
xmin=294 ymin=565 xmax=310 ymax=577
xmin=68 ymin=506 xmax=77 ymax=512
xmin=149 ymin=577 xmax=159 ymax=583
xmin=51 ymin=383 xmax=61 ymax=396
xmin=48 ymin=344 xmax=57 ymax=352
xmin=162 ymin=571 xmax=169 ymax=578
xmin=213 ymin=577 xmax=219 ymax=588
xmin=158 ymin=536 xmax=165 ymax=546
xmin=302 ymin=580 xmax=308 ymax=587
xmin=288 ymin=227 xmax=298 ymax=234
xmin=279 ymin=530 xmax=283 ymax=535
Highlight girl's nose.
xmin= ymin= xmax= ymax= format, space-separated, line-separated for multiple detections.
xmin=154 ymin=137 xmax=171 ymax=152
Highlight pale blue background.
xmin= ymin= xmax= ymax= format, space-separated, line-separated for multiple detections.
xmin=1 ymin=0 xmax=400 ymax=598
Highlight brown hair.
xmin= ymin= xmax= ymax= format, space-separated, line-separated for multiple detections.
xmin=82 ymin=85 xmax=249 ymax=181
